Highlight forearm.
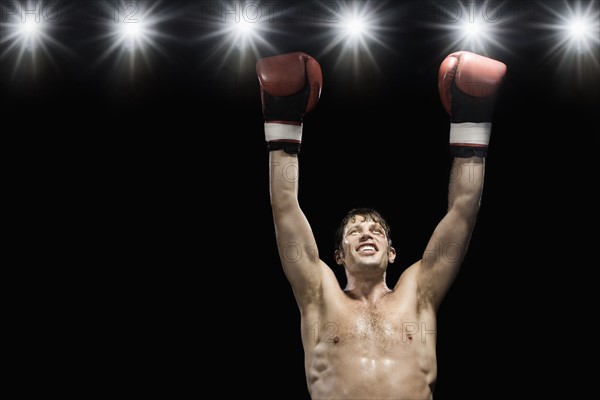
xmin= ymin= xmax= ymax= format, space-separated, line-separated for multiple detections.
xmin=269 ymin=150 xmax=299 ymax=212
xmin=448 ymin=156 xmax=485 ymax=220
xmin=269 ymin=149 xmax=320 ymax=268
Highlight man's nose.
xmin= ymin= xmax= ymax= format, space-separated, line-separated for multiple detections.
xmin=360 ymin=231 xmax=372 ymax=240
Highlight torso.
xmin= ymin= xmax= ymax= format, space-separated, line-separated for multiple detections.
xmin=301 ymin=272 xmax=438 ymax=399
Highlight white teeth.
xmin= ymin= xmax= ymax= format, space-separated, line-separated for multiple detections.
xmin=359 ymin=245 xmax=375 ymax=252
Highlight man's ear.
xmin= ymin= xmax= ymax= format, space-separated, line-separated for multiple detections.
xmin=334 ymin=249 xmax=344 ymax=265
xmin=388 ymin=246 xmax=397 ymax=264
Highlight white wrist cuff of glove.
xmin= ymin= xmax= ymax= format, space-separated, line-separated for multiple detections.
xmin=449 ymin=122 xmax=492 ymax=146
xmin=265 ymin=122 xmax=303 ymax=143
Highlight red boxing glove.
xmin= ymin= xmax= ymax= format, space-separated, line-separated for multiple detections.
xmin=438 ymin=51 xmax=507 ymax=157
xmin=256 ymin=52 xmax=323 ymax=154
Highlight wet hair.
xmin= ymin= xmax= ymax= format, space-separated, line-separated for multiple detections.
xmin=334 ymin=207 xmax=392 ymax=251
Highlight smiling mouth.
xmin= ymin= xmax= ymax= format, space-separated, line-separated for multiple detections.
xmin=357 ymin=244 xmax=377 ymax=253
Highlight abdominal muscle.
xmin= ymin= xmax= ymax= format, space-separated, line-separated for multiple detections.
xmin=302 ymin=300 xmax=438 ymax=400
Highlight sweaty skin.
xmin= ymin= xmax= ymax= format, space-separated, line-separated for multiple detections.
xmin=269 ymin=150 xmax=484 ymax=400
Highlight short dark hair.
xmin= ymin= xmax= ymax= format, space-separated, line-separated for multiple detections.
xmin=334 ymin=207 xmax=392 ymax=251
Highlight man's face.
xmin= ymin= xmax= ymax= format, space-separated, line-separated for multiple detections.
xmin=336 ymin=216 xmax=394 ymax=270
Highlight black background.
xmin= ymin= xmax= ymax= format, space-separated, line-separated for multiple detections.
xmin=2 ymin=0 xmax=598 ymax=398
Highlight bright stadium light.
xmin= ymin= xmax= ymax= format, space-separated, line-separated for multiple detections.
xmin=192 ymin=1 xmax=276 ymax=72
xmin=328 ymin=3 xmax=381 ymax=49
xmin=20 ymin=19 xmax=41 ymax=38
xmin=563 ymin=12 xmax=599 ymax=53
xmin=87 ymin=0 xmax=179 ymax=79
xmin=119 ymin=18 xmax=149 ymax=52
xmin=316 ymin=1 xmax=394 ymax=75
xmin=228 ymin=15 xmax=262 ymax=50
xmin=343 ymin=16 xmax=367 ymax=38
xmin=534 ymin=0 xmax=599 ymax=80
xmin=424 ymin=0 xmax=512 ymax=57
xmin=0 ymin=0 xmax=71 ymax=79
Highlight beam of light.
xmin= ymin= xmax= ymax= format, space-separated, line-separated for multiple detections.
xmin=561 ymin=7 xmax=599 ymax=53
xmin=312 ymin=1 xmax=396 ymax=76
xmin=0 ymin=0 xmax=73 ymax=80
xmin=422 ymin=0 xmax=513 ymax=59
xmin=85 ymin=0 xmax=179 ymax=81
xmin=191 ymin=1 xmax=278 ymax=74
xmin=532 ymin=0 xmax=600 ymax=81
xmin=343 ymin=16 xmax=367 ymax=38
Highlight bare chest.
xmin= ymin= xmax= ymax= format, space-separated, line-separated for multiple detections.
xmin=310 ymin=302 xmax=429 ymax=349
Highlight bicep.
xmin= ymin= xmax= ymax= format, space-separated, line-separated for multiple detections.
xmin=273 ymin=206 xmax=325 ymax=306
xmin=418 ymin=157 xmax=484 ymax=307
xmin=418 ymin=208 xmax=474 ymax=308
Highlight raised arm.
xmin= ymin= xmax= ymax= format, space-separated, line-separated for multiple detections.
xmin=412 ymin=51 xmax=507 ymax=309
xmin=257 ymin=52 xmax=327 ymax=309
